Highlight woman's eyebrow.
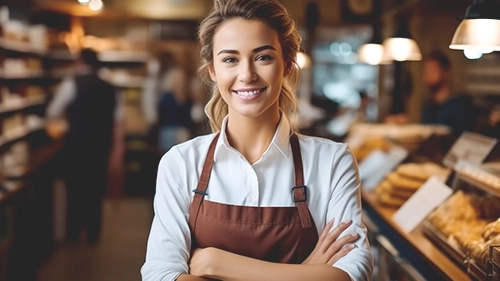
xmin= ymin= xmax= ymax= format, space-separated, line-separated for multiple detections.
xmin=217 ymin=45 xmax=276 ymax=56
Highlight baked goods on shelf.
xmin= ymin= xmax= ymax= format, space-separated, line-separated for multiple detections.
xmin=375 ymin=162 xmax=450 ymax=208
xmin=350 ymin=136 xmax=392 ymax=162
xmin=427 ymin=190 xmax=500 ymax=270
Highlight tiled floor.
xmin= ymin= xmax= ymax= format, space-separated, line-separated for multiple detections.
xmin=36 ymin=197 xmax=153 ymax=281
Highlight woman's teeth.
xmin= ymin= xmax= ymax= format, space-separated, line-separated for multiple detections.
xmin=236 ymin=89 xmax=261 ymax=97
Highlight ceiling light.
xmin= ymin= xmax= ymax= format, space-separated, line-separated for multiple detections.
xmin=88 ymin=0 xmax=104 ymax=12
xmin=382 ymin=23 xmax=422 ymax=62
xmin=78 ymin=0 xmax=90 ymax=4
xmin=463 ymin=48 xmax=483 ymax=59
xmin=450 ymin=0 xmax=500 ymax=51
xmin=296 ymin=52 xmax=312 ymax=69
xmin=358 ymin=22 xmax=392 ymax=65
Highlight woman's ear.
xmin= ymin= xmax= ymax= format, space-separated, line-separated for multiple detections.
xmin=209 ymin=65 xmax=217 ymax=82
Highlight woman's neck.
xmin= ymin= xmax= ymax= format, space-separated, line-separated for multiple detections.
xmin=226 ymin=107 xmax=281 ymax=164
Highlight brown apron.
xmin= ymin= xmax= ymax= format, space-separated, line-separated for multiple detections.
xmin=188 ymin=133 xmax=319 ymax=264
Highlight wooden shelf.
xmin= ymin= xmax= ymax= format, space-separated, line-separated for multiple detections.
xmin=0 ymin=124 xmax=46 ymax=149
xmin=0 ymin=39 xmax=46 ymax=55
xmin=0 ymin=99 xmax=47 ymax=115
xmin=0 ymin=71 xmax=45 ymax=80
xmin=362 ymin=190 xmax=471 ymax=281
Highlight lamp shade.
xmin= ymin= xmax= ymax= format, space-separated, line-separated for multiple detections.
xmin=450 ymin=0 xmax=500 ymax=51
xmin=382 ymin=37 xmax=422 ymax=61
xmin=382 ymin=23 xmax=422 ymax=61
xmin=450 ymin=19 xmax=500 ymax=51
xmin=358 ymin=22 xmax=392 ymax=65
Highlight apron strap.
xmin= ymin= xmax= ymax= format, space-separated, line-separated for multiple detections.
xmin=290 ymin=134 xmax=313 ymax=229
xmin=188 ymin=133 xmax=220 ymax=229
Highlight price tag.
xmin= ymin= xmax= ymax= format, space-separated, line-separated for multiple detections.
xmin=359 ymin=146 xmax=408 ymax=190
xmin=392 ymin=176 xmax=452 ymax=233
xmin=443 ymin=132 xmax=497 ymax=169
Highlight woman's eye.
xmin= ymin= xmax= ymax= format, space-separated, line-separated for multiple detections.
xmin=256 ymin=55 xmax=273 ymax=61
xmin=222 ymin=57 xmax=238 ymax=63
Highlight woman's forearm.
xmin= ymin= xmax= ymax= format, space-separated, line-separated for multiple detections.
xmin=205 ymin=250 xmax=351 ymax=281
xmin=177 ymin=274 xmax=215 ymax=281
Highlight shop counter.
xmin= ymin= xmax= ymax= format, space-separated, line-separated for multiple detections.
xmin=362 ymin=189 xmax=470 ymax=281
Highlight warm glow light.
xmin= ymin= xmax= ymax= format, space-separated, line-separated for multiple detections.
xmin=78 ymin=0 xmax=90 ymax=4
xmin=463 ymin=49 xmax=483 ymax=60
xmin=358 ymin=43 xmax=384 ymax=65
xmin=296 ymin=52 xmax=311 ymax=69
xmin=88 ymin=0 xmax=103 ymax=11
xmin=382 ymin=38 xmax=422 ymax=61
xmin=450 ymin=19 xmax=500 ymax=51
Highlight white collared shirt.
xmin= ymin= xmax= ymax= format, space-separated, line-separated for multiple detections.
xmin=141 ymin=115 xmax=373 ymax=281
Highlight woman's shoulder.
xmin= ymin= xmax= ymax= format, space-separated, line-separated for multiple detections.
xmin=161 ymin=133 xmax=218 ymax=161
xmin=297 ymin=134 xmax=348 ymax=153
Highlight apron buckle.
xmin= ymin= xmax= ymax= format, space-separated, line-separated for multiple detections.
xmin=292 ymin=185 xmax=307 ymax=202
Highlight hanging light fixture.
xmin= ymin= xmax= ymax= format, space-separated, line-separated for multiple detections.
xmin=382 ymin=21 xmax=422 ymax=61
xmin=358 ymin=22 xmax=391 ymax=65
xmin=449 ymin=0 xmax=500 ymax=52
xmin=88 ymin=0 xmax=104 ymax=12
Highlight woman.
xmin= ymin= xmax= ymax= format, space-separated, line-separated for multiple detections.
xmin=141 ymin=0 xmax=373 ymax=280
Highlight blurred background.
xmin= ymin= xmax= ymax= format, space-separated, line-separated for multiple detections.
xmin=0 ymin=0 xmax=499 ymax=280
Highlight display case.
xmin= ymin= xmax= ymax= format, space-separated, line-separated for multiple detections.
xmin=422 ymin=166 xmax=500 ymax=281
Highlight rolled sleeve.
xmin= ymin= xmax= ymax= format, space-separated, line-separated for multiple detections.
xmin=141 ymin=147 xmax=192 ymax=281
xmin=329 ymin=144 xmax=374 ymax=281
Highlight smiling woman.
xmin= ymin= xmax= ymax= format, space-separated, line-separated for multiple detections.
xmin=141 ymin=1 xmax=374 ymax=281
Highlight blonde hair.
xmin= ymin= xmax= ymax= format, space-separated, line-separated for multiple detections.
xmin=197 ymin=0 xmax=301 ymax=133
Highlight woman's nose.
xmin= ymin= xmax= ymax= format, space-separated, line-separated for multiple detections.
xmin=238 ymin=61 xmax=257 ymax=83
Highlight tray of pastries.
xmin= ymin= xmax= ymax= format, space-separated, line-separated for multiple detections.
xmin=424 ymin=189 xmax=500 ymax=273
xmin=375 ymin=162 xmax=450 ymax=208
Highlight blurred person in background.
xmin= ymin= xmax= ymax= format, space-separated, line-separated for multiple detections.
xmin=385 ymin=51 xmax=476 ymax=136
xmin=420 ymin=51 xmax=476 ymax=136
xmin=46 ymin=48 xmax=123 ymax=244
xmin=156 ymin=53 xmax=194 ymax=154
xmin=141 ymin=0 xmax=373 ymax=280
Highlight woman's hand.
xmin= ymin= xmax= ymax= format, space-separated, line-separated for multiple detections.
xmin=302 ymin=219 xmax=359 ymax=266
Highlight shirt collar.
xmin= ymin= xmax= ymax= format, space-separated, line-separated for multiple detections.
xmin=213 ymin=114 xmax=292 ymax=162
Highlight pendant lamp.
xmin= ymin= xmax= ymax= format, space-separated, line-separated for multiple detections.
xmin=449 ymin=0 xmax=500 ymax=52
xmin=358 ymin=22 xmax=391 ymax=65
xmin=382 ymin=22 xmax=422 ymax=61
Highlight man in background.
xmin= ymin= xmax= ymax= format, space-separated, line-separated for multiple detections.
xmin=46 ymin=48 xmax=123 ymax=244
xmin=420 ymin=51 xmax=475 ymax=136
xmin=386 ymin=51 xmax=476 ymax=137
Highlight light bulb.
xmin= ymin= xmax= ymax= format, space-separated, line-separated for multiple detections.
xmin=78 ymin=0 xmax=90 ymax=4
xmin=88 ymin=0 xmax=103 ymax=11
xmin=463 ymin=49 xmax=482 ymax=60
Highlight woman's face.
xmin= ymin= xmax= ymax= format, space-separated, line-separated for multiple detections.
xmin=209 ymin=18 xmax=286 ymax=120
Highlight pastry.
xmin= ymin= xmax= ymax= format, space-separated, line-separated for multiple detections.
xmin=386 ymin=172 xmax=425 ymax=191
xmin=483 ymin=218 xmax=500 ymax=241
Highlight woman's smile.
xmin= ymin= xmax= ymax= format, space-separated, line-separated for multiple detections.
xmin=232 ymin=87 xmax=267 ymax=101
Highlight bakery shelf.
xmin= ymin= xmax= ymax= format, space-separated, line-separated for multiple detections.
xmin=0 ymin=39 xmax=46 ymax=55
xmin=0 ymin=124 xmax=46 ymax=150
xmin=361 ymin=190 xmax=471 ymax=281
xmin=0 ymin=99 xmax=46 ymax=115
xmin=0 ymin=181 xmax=23 ymax=204
xmin=456 ymin=171 xmax=500 ymax=199
xmin=421 ymin=220 xmax=467 ymax=270
xmin=0 ymin=71 xmax=45 ymax=80
xmin=98 ymin=51 xmax=150 ymax=63
xmin=44 ymin=49 xmax=76 ymax=61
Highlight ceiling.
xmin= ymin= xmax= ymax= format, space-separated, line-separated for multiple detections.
xmin=33 ymin=0 xmax=213 ymax=20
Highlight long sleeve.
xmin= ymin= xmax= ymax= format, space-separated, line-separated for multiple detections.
xmin=328 ymin=144 xmax=374 ymax=281
xmin=141 ymin=147 xmax=193 ymax=281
